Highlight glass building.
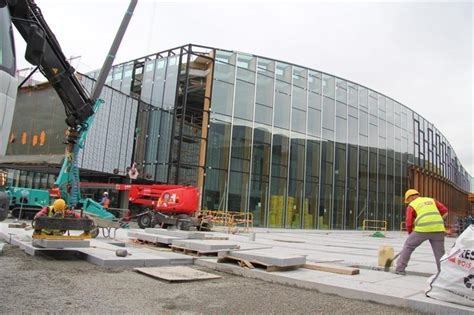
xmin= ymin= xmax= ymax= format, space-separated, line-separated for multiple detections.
xmin=3 ymin=44 xmax=471 ymax=229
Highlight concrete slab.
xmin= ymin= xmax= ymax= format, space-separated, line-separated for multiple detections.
xmin=171 ymin=239 xmax=240 ymax=252
xmin=78 ymin=247 xmax=193 ymax=267
xmin=145 ymin=228 xmax=207 ymax=239
xmin=218 ymin=248 xmax=306 ymax=267
xmin=129 ymin=231 xmax=181 ymax=245
xmin=408 ymin=293 xmax=473 ymax=315
xmin=134 ymin=266 xmax=221 ymax=282
xmin=0 ymin=230 xmax=9 ymax=242
xmin=32 ymin=239 xmax=90 ymax=249
xmin=196 ymin=258 xmax=471 ymax=315
xmin=22 ymin=241 xmax=77 ymax=256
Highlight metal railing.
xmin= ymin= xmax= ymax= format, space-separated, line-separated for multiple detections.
xmin=362 ymin=219 xmax=387 ymax=232
xmin=198 ymin=210 xmax=253 ymax=233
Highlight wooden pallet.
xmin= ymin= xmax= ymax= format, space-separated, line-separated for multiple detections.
xmin=218 ymin=255 xmax=303 ymax=272
xmin=170 ymin=245 xmax=220 ymax=257
xmin=132 ymin=238 xmax=171 ymax=248
xmin=303 ymin=262 xmax=360 ymax=275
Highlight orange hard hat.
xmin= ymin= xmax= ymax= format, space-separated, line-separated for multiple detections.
xmin=404 ymin=189 xmax=419 ymax=204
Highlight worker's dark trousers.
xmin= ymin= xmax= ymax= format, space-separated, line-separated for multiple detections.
xmin=396 ymin=231 xmax=445 ymax=272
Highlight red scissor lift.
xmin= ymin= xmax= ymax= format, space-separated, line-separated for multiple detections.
xmin=114 ymin=184 xmax=211 ymax=230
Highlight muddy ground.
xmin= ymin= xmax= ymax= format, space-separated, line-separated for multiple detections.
xmin=0 ymin=244 xmax=423 ymax=314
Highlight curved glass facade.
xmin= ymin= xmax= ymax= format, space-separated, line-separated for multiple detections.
xmin=6 ymin=43 xmax=469 ymax=228
xmin=95 ymin=44 xmax=472 ymax=229
xmin=201 ymin=47 xmax=470 ymax=229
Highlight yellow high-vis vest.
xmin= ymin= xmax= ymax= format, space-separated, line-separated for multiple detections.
xmin=409 ymin=197 xmax=445 ymax=232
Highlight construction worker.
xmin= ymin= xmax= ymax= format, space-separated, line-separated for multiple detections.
xmin=395 ymin=189 xmax=448 ymax=275
xmin=100 ymin=192 xmax=110 ymax=209
xmin=34 ymin=199 xmax=80 ymax=235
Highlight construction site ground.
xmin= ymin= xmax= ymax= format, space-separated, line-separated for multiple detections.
xmin=0 ymin=221 xmax=471 ymax=314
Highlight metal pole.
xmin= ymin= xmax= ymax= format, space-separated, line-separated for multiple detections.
xmin=91 ymin=0 xmax=138 ymax=101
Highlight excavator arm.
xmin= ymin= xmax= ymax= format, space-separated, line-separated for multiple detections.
xmin=6 ymin=0 xmax=94 ymax=128
xmin=1 ymin=0 xmax=137 ymax=238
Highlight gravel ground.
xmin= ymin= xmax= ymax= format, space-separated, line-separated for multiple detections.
xmin=0 ymin=244 xmax=424 ymax=314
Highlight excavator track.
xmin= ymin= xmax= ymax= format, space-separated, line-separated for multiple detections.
xmin=11 ymin=206 xmax=42 ymax=219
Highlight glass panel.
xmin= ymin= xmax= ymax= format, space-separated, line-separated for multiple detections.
xmin=111 ymin=65 xmax=123 ymax=90
xmin=308 ymin=91 xmax=321 ymax=110
xmin=322 ymin=97 xmax=335 ymax=131
xmin=333 ymin=142 xmax=346 ymax=229
xmin=120 ymin=62 xmax=134 ymax=94
xmin=336 ymin=101 xmax=347 ymax=118
xmin=140 ymin=60 xmax=155 ymax=104
xmin=335 ymin=117 xmax=347 ymax=144
xmin=274 ymin=80 xmax=291 ymax=129
xmin=336 ymin=79 xmax=347 ymax=103
xmin=234 ymin=79 xmax=255 ymax=121
xmin=276 ymin=62 xmax=292 ymax=83
xmin=269 ymin=129 xmax=289 ymax=228
xmin=346 ymin=145 xmax=358 ymax=229
xmin=359 ymin=87 xmax=368 ymax=109
xmin=368 ymin=91 xmax=377 ymax=116
xmin=256 ymin=66 xmax=274 ymax=107
xmin=287 ymin=136 xmax=305 ymax=228
xmin=211 ymin=80 xmax=234 ymax=116
xmin=255 ymin=104 xmax=272 ymax=126
xmin=292 ymin=86 xmax=307 ymax=111
xmin=305 ymin=137 xmax=320 ymax=229
xmin=228 ymin=121 xmax=252 ymax=211
xmin=348 ymin=83 xmax=358 ymax=107
xmin=359 ymin=110 xmax=368 ymax=136
xmin=319 ymin=140 xmax=334 ymax=229
xmin=322 ymin=75 xmax=335 ymax=99
xmin=150 ymin=59 xmax=167 ymax=108
xmin=214 ymin=50 xmax=236 ymax=83
xmin=308 ymin=71 xmax=322 ymax=94
xmin=307 ymin=108 xmax=321 ymax=137
xmin=203 ymin=117 xmax=231 ymax=209
xmin=163 ymin=56 xmax=179 ymax=110
xmin=291 ymin=108 xmax=306 ymax=134
xmin=348 ymin=116 xmax=358 ymax=145
xmin=249 ymin=126 xmax=272 ymax=227
xmin=255 ymin=59 xmax=274 ymax=125
xmin=358 ymin=147 xmax=368 ymax=228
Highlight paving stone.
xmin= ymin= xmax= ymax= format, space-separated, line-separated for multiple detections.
xmin=172 ymin=239 xmax=240 ymax=252
xmin=131 ymin=231 xmax=181 ymax=245
xmin=0 ymin=230 xmax=9 ymax=242
xmin=145 ymin=228 xmax=207 ymax=239
xmin=32 ymin=239 xmax=90 ymax=249
xmin=219 ymin=248 xmax=306 ymax=267
xmin=134 ymin=266 xmax=221 ymax=282
xmin=22 ymin=241 xmax=76 ymax=256
xmin=77 ymin=247 xmax=193 ymax=267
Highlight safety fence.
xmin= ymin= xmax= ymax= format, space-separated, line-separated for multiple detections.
xmin=197 ymin=210 xmax=253 ymax=233
xmin=362 ymin=219 xmax=387 ymax=232
xmin=400 ymin=221 xmax=407 ymax=231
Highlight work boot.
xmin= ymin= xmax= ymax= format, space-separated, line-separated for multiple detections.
xmin=395 ymin=270 xmax=406 ymax=276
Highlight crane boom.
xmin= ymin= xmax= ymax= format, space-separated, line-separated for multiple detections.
xmin=7 ymin=0 xmax=94 ymax=128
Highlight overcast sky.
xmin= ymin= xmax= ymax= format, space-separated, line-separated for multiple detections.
xmin=14 ymin=0 xmax=473 ymax=176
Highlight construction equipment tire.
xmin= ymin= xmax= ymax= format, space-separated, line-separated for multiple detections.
xmin=137 ymin=213 xmax=152 ymax=229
